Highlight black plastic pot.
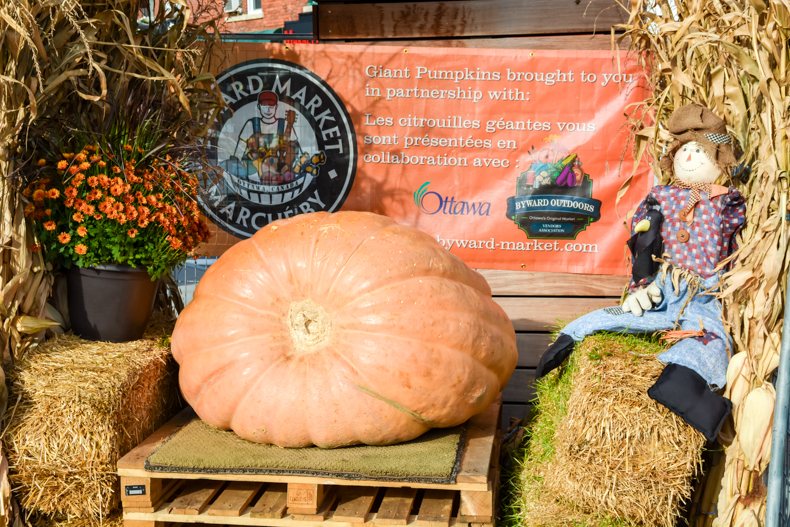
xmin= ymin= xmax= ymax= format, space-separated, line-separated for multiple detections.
xmin=67 ymin=264 xmax=159 ymax=342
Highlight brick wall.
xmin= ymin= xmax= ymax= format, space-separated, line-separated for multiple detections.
xmin=188 ymin=0 xmax=309 ymax=33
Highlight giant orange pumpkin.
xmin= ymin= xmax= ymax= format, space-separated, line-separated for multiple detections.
xmin=172 ymin=211 xmax=517 ymax=447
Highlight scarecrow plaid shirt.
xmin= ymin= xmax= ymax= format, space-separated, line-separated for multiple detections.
xmin=630 ymin=185 xmax=746 ymax=287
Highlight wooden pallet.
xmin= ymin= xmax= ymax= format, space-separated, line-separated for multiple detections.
xmin=118 ymin=403 xmax=501 ymax=527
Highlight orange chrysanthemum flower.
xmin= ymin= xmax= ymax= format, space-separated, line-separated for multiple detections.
xmin=23 ymin=203 xmax=35 ymax=216
xmin=74 ymin=152 xmax=87 ymax=162
xmin=79 ymin=162 xmax=91 ymax=171
xmin=98 ymin=161 xmax=107 ymax=168
xmin=57 ymin=232 xmax=71 ymax=244
xmin=43 ymin=220 xmax=56 ymax=231
xmin=64 ymin=187 xmax=78 ymax=199
xmin=90 ymin=155 xmax=101 ymax=163
xmin=127 ymin=228 xmax=138 ymax=238
xmin=32 ymin=189 xmax=46 ymax=202
xmin=123 ymin=144 xmax=133 ymax=152
xmin=74 ymin=244 xmax=88 ymax=255
xmin=168 ymin=236 xmax=183 ymax=250
xmin=57 ymin=160 xmax=69 ymax=171
xmin=68 ymin=165 xmax=80 ymax=175
xmin=87 ymin=176 xmax=99 ymax=187
xmin=112 ymin=166 xmax=122 ymax=174
xmin=77 ymin=226 xmax=88 ymax=237
xmin=47 ymin=188 xmax=60 ymax=199
xmin=72 ymin=212 xmax=85 ymax=223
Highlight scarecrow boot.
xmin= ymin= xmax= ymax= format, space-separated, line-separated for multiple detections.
xmin=535 ymin=333 xmax=575 ymax=378
xmin=647 ymin=363 xmax=732 ymax=442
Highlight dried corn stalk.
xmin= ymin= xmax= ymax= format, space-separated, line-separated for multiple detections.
xmin=618 ymin=1 xmax=789 ymax=526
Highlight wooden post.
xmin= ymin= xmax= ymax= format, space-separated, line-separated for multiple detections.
xmin=286 ymin=482 xmax=328 ymax=514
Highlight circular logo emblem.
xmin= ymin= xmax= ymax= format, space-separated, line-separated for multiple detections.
xmin=201 ymin=59 xmax=357 ymax=237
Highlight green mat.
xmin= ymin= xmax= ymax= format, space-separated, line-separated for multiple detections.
xmin=145 ymin=411 xmax=466 ymax=484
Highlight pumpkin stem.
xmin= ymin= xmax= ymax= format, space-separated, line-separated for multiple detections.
xmin=288 ymin=299 xmax=331 ymax=353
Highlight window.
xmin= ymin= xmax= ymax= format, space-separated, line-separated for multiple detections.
xmin=248 ymin=0 xmax=262 ymax=14
xmin=224 ymin=0 xmax=241 ymax=13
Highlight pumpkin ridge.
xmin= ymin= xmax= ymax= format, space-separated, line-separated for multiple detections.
xmin=178 ymin=333 xmax=292 ymax=366
xmin=306 ymin=340 xmax=436 ymax=434
xmin=337 ymin=275 xmax=499 ymax=313
xmin=190 ymin=358 xmax=258 ymax=426
xmin=337 ymin=329 xmax=504 ymax=412
xmin=248 ymin=234 xmax=300 ymax=296
xmin=322 ymin=219 xmax=395 ymax=299
xmin=339 ymin=326 xmax=509 ymax=375
xmin=192 ymin=291 xmax=283 ymax=318
xmin=226 ymin=354 xmax=291 ymax=430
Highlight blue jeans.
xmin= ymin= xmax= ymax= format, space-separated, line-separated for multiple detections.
xmin=562 ymin=271 xmax=730 ymax=388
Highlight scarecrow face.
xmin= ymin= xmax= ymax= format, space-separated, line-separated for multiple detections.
xmin=673 ymin=141 xmax=720 ymax=185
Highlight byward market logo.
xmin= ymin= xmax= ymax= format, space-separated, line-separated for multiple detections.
xmin=414 ymin=182 xmax=491 ymax=216
xmin=506 ymin=149 xmax=601 ymax=239
xmin=201 ymin=59 xmax=357 ymax=237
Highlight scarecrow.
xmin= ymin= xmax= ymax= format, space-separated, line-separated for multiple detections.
xmin=536 ymin=104 xmax=746 ymax=442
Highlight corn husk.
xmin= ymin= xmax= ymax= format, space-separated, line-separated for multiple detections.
xmin=725 ymin=352 xmax=754 ymax=409
xmin=736 ymin=384 xmax=775 ymax=473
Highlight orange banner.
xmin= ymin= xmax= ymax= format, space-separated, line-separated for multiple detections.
xmin=202 ymin=43 xmax=651 ymax=275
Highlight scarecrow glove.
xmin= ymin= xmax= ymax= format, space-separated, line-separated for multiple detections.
xmin=622 ymin=282 xmax=662 ymax=316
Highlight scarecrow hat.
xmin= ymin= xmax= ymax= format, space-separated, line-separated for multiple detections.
xmin=660 ymin=103 xmax=738 ymax=179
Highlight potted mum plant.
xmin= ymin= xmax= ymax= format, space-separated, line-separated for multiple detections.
xmin=23 ymin=128 xmax=210 ymax=342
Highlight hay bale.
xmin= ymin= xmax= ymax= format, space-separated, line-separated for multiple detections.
xmin=4 ymin=329 xmax=180 ymax=522
xmin=513 ymin=333 xmax=705 ymax=527
xmin=29 ymin=512 xmax=123 ymax=527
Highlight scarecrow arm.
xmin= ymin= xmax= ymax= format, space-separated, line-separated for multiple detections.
xmin=719 ymin=187 xmax=746 ymax=261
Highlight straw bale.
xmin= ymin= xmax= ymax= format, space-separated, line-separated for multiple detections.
xmin=520 ymin=333 xmax=705 ymax=527
xmin=3 ymin=328 xmax=180 ymax=522
xmin=28 ymin=512 xmax=123 ymax=527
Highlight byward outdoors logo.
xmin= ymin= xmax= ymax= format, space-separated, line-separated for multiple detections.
xmin=506 ymin=146 xmax=601 ymax=238
xmin=201 ymin=59 xmax=357 ymax=237
xmin=413 ymin=182 xmax=491 ymax=216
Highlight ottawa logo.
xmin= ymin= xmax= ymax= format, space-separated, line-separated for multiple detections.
xmin=201 ymin=59 xmax=357 ymax=237
xmin=506 ymin=142 xmax=601 ymax=239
